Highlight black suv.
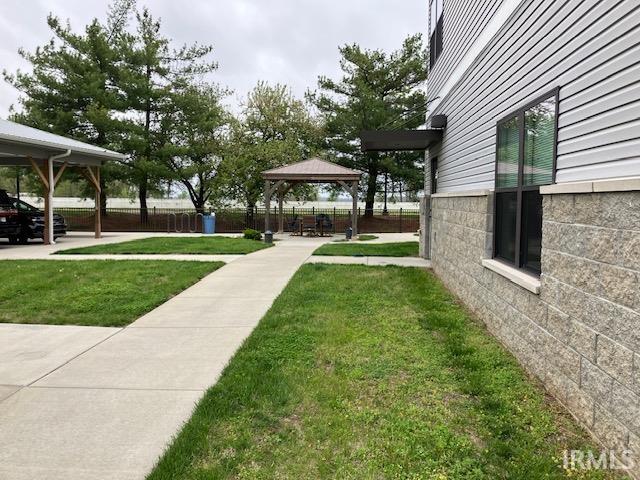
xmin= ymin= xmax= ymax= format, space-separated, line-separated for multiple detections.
xmin=0 ymin=189 xmax=21 ymax=240
xmin=0 ymin=189 xmax=67 ymax=244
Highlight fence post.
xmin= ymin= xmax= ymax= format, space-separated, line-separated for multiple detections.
xmin=312 ymin=206 xmax=315 ymax=215
xmin=399 ymin=208 xmax=403 ymax=233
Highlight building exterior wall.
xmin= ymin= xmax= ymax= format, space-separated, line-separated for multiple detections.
xmin=429 ymin=0 xmax=640 ymax=192
xmin=424 ymin=0 xmax=640 ymax=472
xmin=430 ymin=188 xmax=640 ymax=475
xmin=427 ymin=0 xmax=505 ymax=99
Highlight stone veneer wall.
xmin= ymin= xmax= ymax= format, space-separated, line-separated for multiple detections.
xmin=430 ymin=191 xmax=640 ymax=475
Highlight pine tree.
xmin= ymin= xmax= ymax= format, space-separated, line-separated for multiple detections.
xmin=3 ymin=3 xmax=133 ymax=210
xmin=308 ymin=34 xmax=428 ymax=216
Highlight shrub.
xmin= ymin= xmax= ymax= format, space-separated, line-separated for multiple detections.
xmin=243 ymin=228 xmax=262 ymax=241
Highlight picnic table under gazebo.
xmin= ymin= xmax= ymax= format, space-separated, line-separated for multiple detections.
xmin=262 ymin=158 xmax=361 ymax=236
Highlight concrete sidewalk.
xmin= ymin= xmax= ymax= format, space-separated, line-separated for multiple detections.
xmin=4 ymin=253 xmax=244 ymax=262
xmin=0 ymin=231 xmax=244 ymax=261
xmin=0 ymin=239 xmax=325 ymax=480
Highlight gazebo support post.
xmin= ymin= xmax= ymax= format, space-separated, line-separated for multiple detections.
xmin=277 ymin=189 xmax=284 ymax=234
xmin=264 ymin=180 xmax=272 ymax=233
xmin=264 ymin=180 xmax=285 ymax=234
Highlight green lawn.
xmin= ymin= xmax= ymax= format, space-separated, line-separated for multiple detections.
xmin=149 ymin=264 xmax=613 ymax=479
xmin=313 ymin=240 xmax=419 ymax=257
xmin=333 ymin=234 xmax=379 ymax=242
xmin=56 ymin=236 xmax=270 ymax=255
xmin=0 ymin=260 xmax=222 ymax=327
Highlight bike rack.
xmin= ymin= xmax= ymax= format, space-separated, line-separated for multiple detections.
xmin=179 ymin=213 xmax=190 ymax=233
xmin=191 ymin=213 xmax=204 ymax=233
xmin=167 ymin=212 xmax=206 ymax=233
xmin=167 ymin=212 xmax=178 ymax=233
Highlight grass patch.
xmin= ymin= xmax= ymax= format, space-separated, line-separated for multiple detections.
xmin=56 ymin=236 xmax=270 ymax=255
xmin=314 ymin=241 xmax=418 ymax=257
xmin=0 ymin=260 xmax=222 ymax=327
xmin=149 ymin=264 xmax=614 ymax=479
xmin=333 ymin=234 xmax=379 ymax=243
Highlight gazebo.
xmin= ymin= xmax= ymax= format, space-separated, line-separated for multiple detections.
xmin=0 ymin=119 xmax=125 ymax=244
xmin=262 ymin=158 xmax=362 ymax=235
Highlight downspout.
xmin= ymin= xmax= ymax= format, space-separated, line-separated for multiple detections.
xmin=47 ymin=150 xmax=71 ymax=244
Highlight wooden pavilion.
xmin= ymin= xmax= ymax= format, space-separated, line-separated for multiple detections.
xmin=0 ymin=119 xmax=124 ymax=244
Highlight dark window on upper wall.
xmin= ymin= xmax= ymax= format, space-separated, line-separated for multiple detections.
xmin=429 ymin=0 xmax=444 ymax=69
xmin=494 ymin=89 xmax=558 ymax=275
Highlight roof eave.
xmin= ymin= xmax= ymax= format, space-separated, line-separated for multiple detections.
xmin=0 ymin=134 xmax=125 ymax=162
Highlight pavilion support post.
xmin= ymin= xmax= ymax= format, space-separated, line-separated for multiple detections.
xmin=351 ymin=180 xmax=358 ymax=237
xmin=82 ymin=165 xmax=102 ymax=239
xmin=45 ymin=159 xmax=54 ymax=245
xmin=94 ymin=166 xmax=102 ymax=239
xmin=28 ymin=157 xmax=52 ymax=244
xmin=264 ymin=180 xmax=272 ymax=233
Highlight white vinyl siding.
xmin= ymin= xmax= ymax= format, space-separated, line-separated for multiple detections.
xmin=428 ymin=0 xmax=505 ymax=97
xmin=430 ymin=0 xmax=640 ymax=192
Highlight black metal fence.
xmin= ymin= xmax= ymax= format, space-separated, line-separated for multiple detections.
xmin=54 ymin=206 xmax=420 ymax=234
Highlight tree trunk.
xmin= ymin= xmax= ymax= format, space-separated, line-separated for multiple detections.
xmin=139 ymin=63 xmax=152 ymax=226
xmin=245 ymin=202 xmax=255 ymax=230
xmin=364 ymin=168 xmax=378 ymax=217
xmin=194 ymin=201 xmax=205 ymax=215
xmin=139 ymin=178 xmax=148 ymax=224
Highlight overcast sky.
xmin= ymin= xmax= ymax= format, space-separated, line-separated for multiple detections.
xmin=0 ymin=0 xmax=427 ymax=118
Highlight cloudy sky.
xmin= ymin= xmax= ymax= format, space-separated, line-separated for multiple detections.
xmin=0 ymin=0 xmax=427 ymax=118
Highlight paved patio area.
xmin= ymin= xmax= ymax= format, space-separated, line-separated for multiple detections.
xmin=0 ymin=231 xmax=426 ymax=479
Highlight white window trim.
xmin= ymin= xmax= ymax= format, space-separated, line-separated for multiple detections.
xmin=482 ymin=258 xmax=541 ymax=294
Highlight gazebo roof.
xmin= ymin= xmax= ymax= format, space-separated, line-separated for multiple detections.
xmin=263 ymin=157 xmax=361 ymax=182
xmin=0 ymin=118 xmax=124 ymax=167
